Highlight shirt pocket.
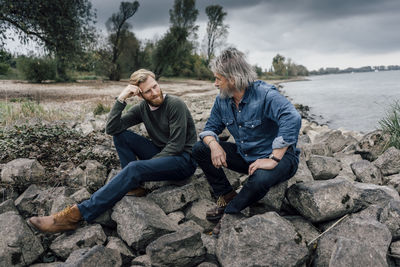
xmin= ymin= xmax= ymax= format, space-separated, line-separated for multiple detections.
xmin=243 ymin=119 xmax=262 ymax=129
xmin=222 ymin=118 xmax=234 ymax=127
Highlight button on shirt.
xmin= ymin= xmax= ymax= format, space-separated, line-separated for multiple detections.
xmin=199 ymin=80 xmax=301 ymax=162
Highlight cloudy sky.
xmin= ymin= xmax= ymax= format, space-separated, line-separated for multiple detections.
xmin=5 ymin=0 xmax=400 ymax=71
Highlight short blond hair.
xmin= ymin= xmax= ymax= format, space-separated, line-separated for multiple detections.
xmin=129 ymin=69 xmax=156 ymax=86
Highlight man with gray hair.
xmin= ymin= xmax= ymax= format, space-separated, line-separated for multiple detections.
xmin=28 ymin=69 xmax=197 ymax=233
xmin=192 ymin=48 xmax=301 ymax=236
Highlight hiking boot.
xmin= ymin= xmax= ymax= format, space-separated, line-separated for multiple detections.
xmin=27 ymin=204 xmax=82 ymax=233
xmin=126 ymin=187 xmax=147 ymax=197
xmin=206 ymin=190 xmax=237 ymax=222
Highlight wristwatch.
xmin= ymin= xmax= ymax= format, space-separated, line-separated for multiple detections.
xmin=269 ymin=154 xmax=281 ymax=163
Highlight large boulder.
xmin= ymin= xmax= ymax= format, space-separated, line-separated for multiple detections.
xmin=216 ymin=212 xmax=308 ymax=267
xmin=307 ymin=155 xmax=341 ymax=180
xmin=373 ymin=147 xmax=400 ymax=176
xmin=111 ymin=197 xmax=177 ymax=251
xmin=379 ymin=200 xmax=400 ymax=240
xmin=355 ymin=130 xmax=389 ymax=161
xmin=385 ymin=173 xmax=400 ymax=194
xmin=249 ymin=180 xmax=288 ymax=214
xmin=69 ymin=160 xmax=107 ymax=192
xmin=315 ymin=215 xmax=391 ymax=267
xmin=1 ymin=158 xmax=45 ymax=189
xmin=328 ymin=237 xmax=387 ymax=267
xmin=186 ymin=199 xmax=216 ymax=231
xmin=50 ymin=224 xmax=107 ymax=260
xmin=390 ymin=241 xmax=400 ymax=266
xmin=0 ymin=211 xmax=44 ymax=266
xmin=63 ymin=245 xmax=122 ymax=267
xmin=287 ymin=178 xmax=359 ymax=222
xmin=0 ymin=199 xmax=19 ymax=214
xmin=146 ymin=179 xmax=212 ymax=213
xmin=288 ymin=159 xmax=314 ymax=187
xmin=335 ymin=153 xmax=362 ymax=181
xmin=353 ymin=182 xmax=400 ymax=208
xmin=351 ymin=160 xmax=383 ymax=185
xmin=105 ymin=236 xmax=134 ymax=258
xmin=314 ymin=130 xmax=357 ymax=153
xmin=14 ymin=185 xmax=72 ymax=217
xmin=285 ymin=216 xmax=321 ymax=245
xmin=146 ymin=227 xmax=206 ymax=267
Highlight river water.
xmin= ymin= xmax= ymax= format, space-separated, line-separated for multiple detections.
xmin=281 ymin=70 xmax=400 ymax=133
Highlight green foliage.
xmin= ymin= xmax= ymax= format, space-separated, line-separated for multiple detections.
xmin=93 ymin=103 xmax=110 ymax=116
xmin=272 ymin=54 xmax=287 ymax=76
xmin=16 ymin=56 xmax=56 ymax=83
xmin=0 ymin=62 xmax=9 ymax=75
xmin=105 ymin=1 xmax=140 ymax=81
xmin=379 ymin=100 xmax=400 ymax=149
xmin=0 ymin=0 xmax=97 ymax=81
xmin=169 ymin=0 xmax=199 ymax=34
xmin=204 ymin=5 xmax=228 ymax=64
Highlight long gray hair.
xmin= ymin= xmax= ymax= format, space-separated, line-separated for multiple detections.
xmin=210 ymin=48 xmax=257 ymax=91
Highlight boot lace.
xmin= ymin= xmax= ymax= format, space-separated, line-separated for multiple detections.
xmin=216 ymin=196 xmax=227 ymax=207
xmin=54 ymin=205 xmax=74 ymax=220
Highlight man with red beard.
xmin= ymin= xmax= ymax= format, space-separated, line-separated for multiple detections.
xmin=28 ymin=69 xmax=197 ymax=233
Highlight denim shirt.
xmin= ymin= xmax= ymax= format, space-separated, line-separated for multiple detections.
xmin=199 ymin=80 xmax=301 ymax=162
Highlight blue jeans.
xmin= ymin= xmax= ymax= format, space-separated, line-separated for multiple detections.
xmin=78 ymin=130 xmax=197 ymax=222
xmin=192 ymin=141 xmax=299 ymax=214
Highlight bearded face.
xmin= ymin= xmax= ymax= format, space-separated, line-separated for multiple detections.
xmin=139 ymin=76 xmax=164 ymax=107
xmin=214 ymin=73 xmax=237 ymax=98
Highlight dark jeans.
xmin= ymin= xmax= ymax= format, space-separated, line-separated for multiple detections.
xmin=192 ymin=141 xmax=299 ymax=214
xmin=78 ymin=130 xmax=197 ymax=222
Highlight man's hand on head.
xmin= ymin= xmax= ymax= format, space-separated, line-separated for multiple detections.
xmin=118 ymin=84 xmax=141 ymax=102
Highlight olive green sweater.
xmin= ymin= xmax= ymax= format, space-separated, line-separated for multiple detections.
xmin=105 ymin=94 xmax=197 ymax=158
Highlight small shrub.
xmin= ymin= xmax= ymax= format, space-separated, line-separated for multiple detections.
xmin=17 ymin=56 xmax=56 ymax=83
xmin=379 ymin=100 xmax=400 ymax=149
xmin=93 ymin=102 xmax=110 ymax=116
xmin=0 ymin=63 xmax=9 ymax=75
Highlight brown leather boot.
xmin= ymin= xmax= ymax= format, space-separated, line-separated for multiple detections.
xmin=206 ymin=190 xmax=237 ymax=222
xmin=126 ymin=187 xmax=147 ymax=197
xmin=28 ymin=204 xmax=82 ymax=233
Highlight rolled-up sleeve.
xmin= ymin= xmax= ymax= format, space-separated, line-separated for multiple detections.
xmin=266 ymin=90 xmax=302 ymax=149
xmin=198 ymin=97 xmax=225 ymax=142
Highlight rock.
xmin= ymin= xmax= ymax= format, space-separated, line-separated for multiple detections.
xmin=30 ymin=262 xmax=63 ymax=267
xmin=390 ymin=241 xmax=400 ymax=266
xmin=355 ymin=130 xmax=389 ymax=161
xmin=0 ymin=185 xmax=19 ymax=203
xmin=385 ymin=173 xmax=400 ymax=194
xmin=373 ymin=147 xmax=400 ymax=176
xmin=287 ymin=159 xmax=314 ymax=187
xmin=307 ymin=155 xmax=341 ymax=180
xmin=70 ymin=188 xmax=91 ymax=203
xmin=50 ymin=224 xmax=107 ymax=260
xmin=285 ymin=215 xmax=320 ymax=245
xmin=111 ymin=197 xmax=177 ymax=251
xmin=306 ymin=143 xmax=333 ymax=157
xmin=167 ymin=211 xmax=185 ymax=225
xmin=93 ymin=209 xmax=115 ymax=228
xmin=70 ymin=160 xmax=107 ymax=192
xmin=142 ymin=176 xmax=194 ymax=191
xmin=63 ymin=245 xmax=121 ymax=267
xmin=216 ymin=212 xmax=308 ymax=267
xmin=353 ymin=182 xmax=400 ymax=208
xmin=336 ymin=153 xmax=362 ymax=181
xmin=197 ymin=262 xmax=219 ymax=267
xmin=146 ymin=227 xmax=206 ymax=267
xmin=287 ymin=178 xmax=358 ymax=222
xmin=328 ymin=237 xmax=387 ymax=267
xmin=379 ymin=200 xmax=400 ymax=240
xmin=315 ymin=215 xmax=391 ymax=267
xmin=178 ymin=220 xmax=204 ymax=233
xmin=222 ymin=168 xmax=241 ymax=189
xmin=15 ymin=185 xmax=71 ymax=217
xmin=201 ymin=233 xmax=217 ymax=258
xmin=0 ymin=211 xmax=44 ymax=266
xmin=131 ymin=255 xmax=151 ymax=267
xmin=351 ymin=160 xmax=383 ymax=185
xmin=249 ymin=180 xmax=288 ymax=214
xmin=106 ymin=236 xmax=134 ymax=257
xmin=0 ymin=199 xmax=19 ymax=214
xmin=146 ymin=179 xmax=212 ymax=213
xmin=315 ymin=130 xmax=357 ymax=153
xmin=1 ymin=158 xmax=45 ymax=188
xmin=186 ymin=199 xmax=218 ymax=232
xmin=104 ymin=168 xmax=121 ymax=184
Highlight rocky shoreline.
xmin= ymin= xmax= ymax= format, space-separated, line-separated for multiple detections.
xmin=1 ymin=84 xmax=400 ymax=266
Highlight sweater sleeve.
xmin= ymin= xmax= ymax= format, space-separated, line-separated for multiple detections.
xmin=153 ymin=98 xmax=188 ymax=158
xmin=105 ymin=100 xmax=143 ymax=135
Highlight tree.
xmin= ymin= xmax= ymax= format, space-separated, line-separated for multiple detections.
xmin=0 ymin=0 xmax=96 ymax=81
xmin=272 ymin=54 xmax=287 ymax=76
xmin=204 ymin=5 xmax=228 ymax=64
xmin=153 ymin=0 xmax=199 ymax=78
xmin=105 ymin=1 xmax=140 ymax=80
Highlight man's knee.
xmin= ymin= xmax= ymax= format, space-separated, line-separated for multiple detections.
xmin=192 ymin=140 xmax=209 ymax=160
xmin=247 ymin=170 xmax=278 ymax=192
